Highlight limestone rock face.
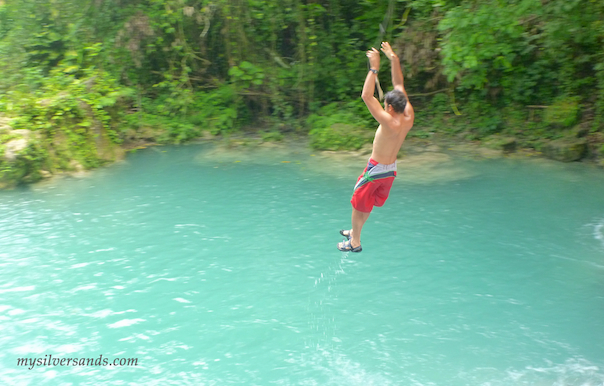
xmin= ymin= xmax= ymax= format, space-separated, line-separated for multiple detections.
xmin=0 ymin=123 xmax=43 ymax=188
xmin=542 ymin=138 xmax=587 ymax=162
xmin=3 ymin=129 xmax=31 ymax=160
xmin=69 ymin=159 xmax=85 ymax=172
xmin=4 ymin=138 xmax=29 ymax=161
xmin=40 ymin=170 xmax=52 ymax=179
xmin=0 ymin=117 xmax=12 ymax=133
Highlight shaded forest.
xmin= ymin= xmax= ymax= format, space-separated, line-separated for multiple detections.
xmin=0 ymin=0 xmax=603 ymax=185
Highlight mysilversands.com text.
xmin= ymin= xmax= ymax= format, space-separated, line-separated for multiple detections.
xmin=17 ymin=355 xmax=138 ymax=370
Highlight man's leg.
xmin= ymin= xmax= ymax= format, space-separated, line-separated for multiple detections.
xmin=350 ymin=208 xmax=371 ymax=248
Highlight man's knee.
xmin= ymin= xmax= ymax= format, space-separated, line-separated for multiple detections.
xmin=351 ymin=203 xmax=372 ymax=214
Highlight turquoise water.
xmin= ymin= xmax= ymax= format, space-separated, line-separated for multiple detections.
xmin=1 ymin=143 xmax=604 ymax=385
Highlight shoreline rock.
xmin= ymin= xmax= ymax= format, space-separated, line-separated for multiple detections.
xmin=0 ymin=124 xmax=45 ymax=189
xmin=542 ymin=138 xmax=588 ymax=162
xmin=1 ymin=126 xmax=603 ymax=190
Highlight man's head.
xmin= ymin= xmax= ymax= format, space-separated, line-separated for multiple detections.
xmin=384 ymin=90 xmax=407 ymax=114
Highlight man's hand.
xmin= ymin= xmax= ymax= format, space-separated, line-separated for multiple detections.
xmin=366 ymin=47 xmax=380 ymax=71
xmin=380 ymin=42 xmax=396 ymax=60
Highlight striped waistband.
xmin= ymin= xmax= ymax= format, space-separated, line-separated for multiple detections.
xmin=367 ymin=158 xmax=397 ymax=175
xmin=353 ymin=158 xmax=397 ymax=191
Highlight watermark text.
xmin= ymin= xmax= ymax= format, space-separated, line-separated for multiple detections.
xmin=17 ymin=355 xmax=138 ymax=370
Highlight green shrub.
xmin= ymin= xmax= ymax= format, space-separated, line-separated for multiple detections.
xmin=428 ymin=93 xmax=450 ymax=116
xmin=544 ymin=96 xmax=581 ymax=128
xmin=459 ymin=94 xmax=504 ymax=137
xmin=408 ymin=130 xmax=432 ymax=139
xmin=132 ymin=85 xmax=243 ymax=143
xmin=260 ymin=130 xmax=284 ymax=142
xmin=5 ymin=64 xmax=132 ymax=169
xmin=309 ymin=123 xmax=372 ymax=151
xmin=189 ymin=86 xmax=240 ymax=136
xmin=307 ymin=102 xmax=373 ymax=150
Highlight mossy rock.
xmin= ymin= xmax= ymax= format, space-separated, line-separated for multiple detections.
xmin=542 ymin=138 xmax=587 ymax=162
xmin=483 ymin=136 xmax=517 ymax=153
xmin=0 ymin=147 xmax=45 ymax=189
xmin=0 ymin=160 xmax=28 ymax=189
xmin=0 ymin=128 xmax=48 ymax=188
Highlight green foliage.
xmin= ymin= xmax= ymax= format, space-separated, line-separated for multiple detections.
xmin=309 ymin=122 xmax=372 ymax=151
xmin=229 ymin=61 xmax=265 ymax=89
xmin=407 ymin=129 xmax=432 ymax=139
xmin=260 ymin=130 xmax=284 ymax=142
xmin=0 ymin=139 xmax=47 ymax=187
xmin=444 ymin=94 xmax=505 ymax=138
xmin=426 ymin=93 xmax=453 ymax=121
xmin=189 ymin=86 xmax=240 ymax=136
xmin=308 ymin=103 xmax=373 ymax=150
xmin=438 ymin=0 xmax=539 ymax=90
xmin=0 ymin=0 xmax=603 ymax=188
xmin=0 ymin=3 xmax=11 ymax=40
xmin=3 ymin=51 xmax=133 ymax=170
xmin=436 ymin=0 xmax=603 ymax=119
xmin=544 ymin=97 xmax=581 ymax=128
xmin=595 ymin=62 xmax=604 ymax=131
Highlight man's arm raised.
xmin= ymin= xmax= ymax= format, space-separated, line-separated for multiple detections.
xmin=361 ymin=47 xmax=392 ymax=126
xmin=381 ymin=42 xmax=414 ymax=121
xmin=380 ymin=42 xmax=405 ymax=96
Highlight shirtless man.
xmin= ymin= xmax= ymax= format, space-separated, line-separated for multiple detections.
xmin=338 ymin=42 xmax=414 ymax=252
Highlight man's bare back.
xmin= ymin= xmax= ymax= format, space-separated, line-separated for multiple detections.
xmin=371 ymin=122 xmax=410 ymax=165
xmin=364 ymin=42 xmax=414 ymax=165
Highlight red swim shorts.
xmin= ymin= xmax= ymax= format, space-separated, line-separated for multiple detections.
xmin=350 ymin=158 xmax=397 ymax=213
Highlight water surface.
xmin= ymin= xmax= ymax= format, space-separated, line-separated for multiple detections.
xmin=1 ymin=143 xmax=603 ymax=385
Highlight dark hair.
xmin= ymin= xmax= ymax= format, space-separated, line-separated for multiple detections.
xmin=384 ymin=90 xmax=407 ymax=113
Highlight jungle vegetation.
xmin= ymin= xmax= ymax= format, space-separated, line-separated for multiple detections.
xmin=0 ymin=0 xmax=603 ymax=182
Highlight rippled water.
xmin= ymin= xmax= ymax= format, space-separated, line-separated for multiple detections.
xmin=1 ymin=143 xmax=603 ymax=385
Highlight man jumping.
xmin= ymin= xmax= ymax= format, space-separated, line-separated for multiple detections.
xmin=338 ymin=42 xmax=415 ymax=252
